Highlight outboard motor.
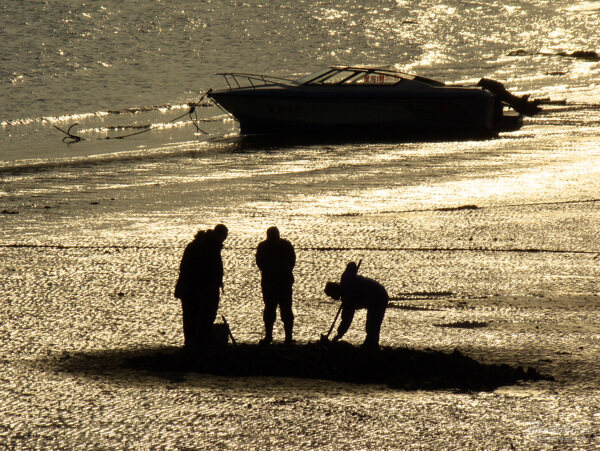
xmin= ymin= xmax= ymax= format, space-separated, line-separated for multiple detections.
xmin=477 ymin=78 xmax=541 ymax=116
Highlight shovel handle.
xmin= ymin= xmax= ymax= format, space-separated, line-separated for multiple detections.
xmin=323 ymin=259 xmax=360 ymax=340
xmin=326 ymin=304 xmax=343 ymax=338
xmin=221 ymin=314 xmax=237 ymax=346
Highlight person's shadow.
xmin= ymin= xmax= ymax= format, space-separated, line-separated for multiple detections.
xmin=44 ymin=342 xmax=550 ymax=391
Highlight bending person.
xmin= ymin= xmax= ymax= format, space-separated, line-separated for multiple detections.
xmin=328 ymin=261 xmax=389 ymax=349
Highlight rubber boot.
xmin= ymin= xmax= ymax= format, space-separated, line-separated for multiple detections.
xmin=284 ymin=321 xmax=295 ymax=345
xmin=260 ymin=323 xmax=273 ymax=345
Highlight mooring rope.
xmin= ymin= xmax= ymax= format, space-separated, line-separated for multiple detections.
xmin=54 ymin=90 xmax=212 ymax=143
xmin=52 ymin=123 xmax=83 ymax=143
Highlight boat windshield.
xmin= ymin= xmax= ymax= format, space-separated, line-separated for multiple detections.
xmin=293 ymin=68 xmax=335 ymax=85
xmin=295 ymin=67 xmax=444 ymax=86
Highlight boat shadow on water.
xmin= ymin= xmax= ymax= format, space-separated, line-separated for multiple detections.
xmin=46 ymin=342 xmax=550 ymax=392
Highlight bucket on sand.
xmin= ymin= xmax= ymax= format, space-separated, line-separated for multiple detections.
xmin=211 ymin=323 xmax=230 ymax=348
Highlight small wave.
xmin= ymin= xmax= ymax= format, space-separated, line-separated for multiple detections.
xmin=1 ymin=111 xmax=107 ymax=127
xmin=564 ymin=2 xmax=600 ymax=13
xmin=1 ymin=101 xmax=213 ymax=128
xmin=0 ymin=141 xmax=214 ymax=176
xmin=56 ymin=113 xmax=230 ymax=140
xmin=104 ymin=102 xmax=211 ymax=115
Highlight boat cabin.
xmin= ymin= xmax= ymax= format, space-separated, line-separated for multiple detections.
xmin=294 ymin=66 xmax=445 ymax=87
xmin=215 ymin=67 xmax=446 ymax=91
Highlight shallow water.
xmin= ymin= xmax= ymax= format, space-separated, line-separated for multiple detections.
xmin=1 ymin=0 xmax=600 ymax=449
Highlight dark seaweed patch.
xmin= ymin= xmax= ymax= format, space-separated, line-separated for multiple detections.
xmin=435 ymin=321 xmax=489 ymax=329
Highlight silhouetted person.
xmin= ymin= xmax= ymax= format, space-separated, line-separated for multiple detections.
xmin=255 ymin=226 xmax=296 ymax=344
xmin=174 ymin=224 xmax=228 ymax=348
xmin=329 ymin=261 xmax=389 ymax=349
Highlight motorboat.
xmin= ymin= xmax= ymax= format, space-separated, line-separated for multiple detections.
xmin=207 ymin=66 xmax=540 ymax=140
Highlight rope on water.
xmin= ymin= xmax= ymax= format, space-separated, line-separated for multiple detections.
xmin=53 ymin=123 xmax=83 ymax=143
xmin=54 ymin=90 xmax=212 ymax=143
xmin=187 ymin=90 xmax=212 ymax=134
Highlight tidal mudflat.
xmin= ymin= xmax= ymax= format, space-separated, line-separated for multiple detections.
xmin=1 ymin=139 xmax=599 ymax=448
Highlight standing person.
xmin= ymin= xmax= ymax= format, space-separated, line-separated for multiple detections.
xmin=174 ymin=224 xmax=228 ymax=348
xmin=328 ymin=261 xmax=389 ymax=349
xmin=255 ymin=226 xmax=296 ymax=345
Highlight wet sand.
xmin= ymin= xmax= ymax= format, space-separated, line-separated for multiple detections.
xmin=1 ymin=140 xmax=599 ymax=448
